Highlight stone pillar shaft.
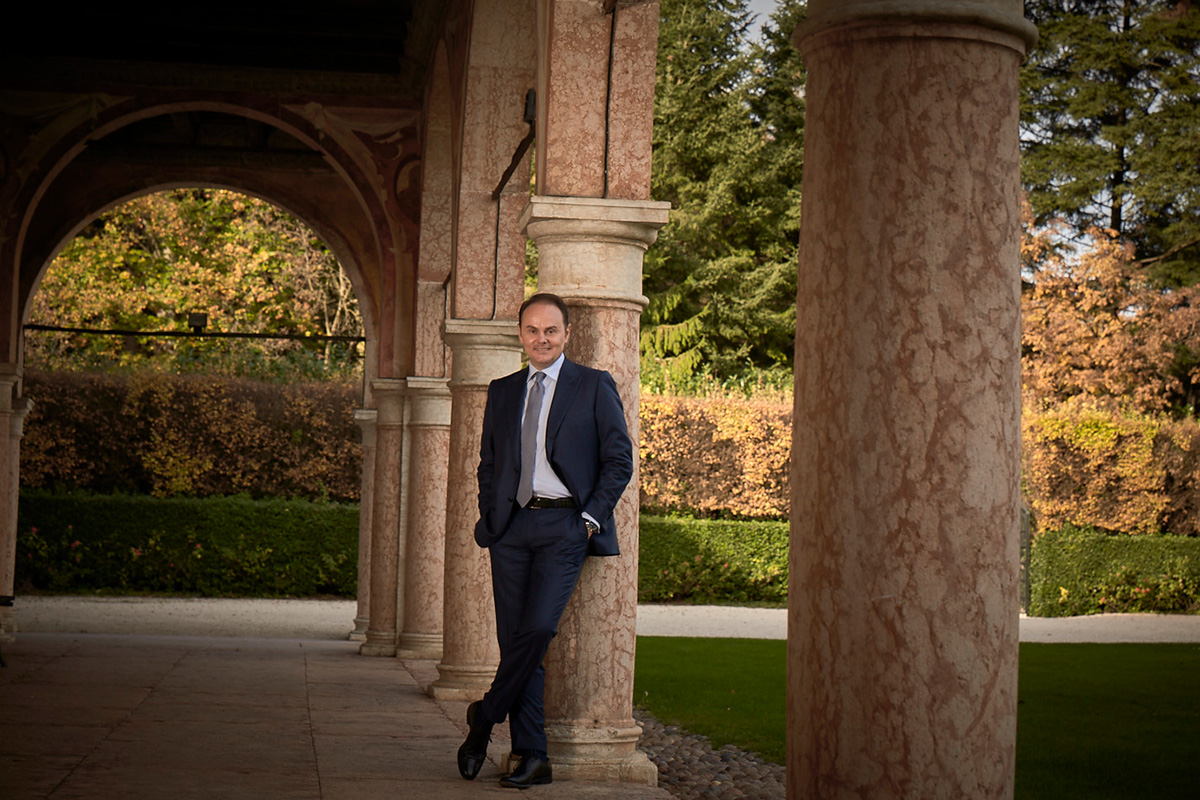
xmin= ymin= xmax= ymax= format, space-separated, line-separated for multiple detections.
xmin=0 ymin=371 xmax=29 ymax=642
xmin=360 ymin=380 xmax=406 ymax=656
xmin=429 ymin=320 xmax=521 ymax=699
xmin=350 ymin=409 xmax=378 ymax=641
xmin=398 ymin=377 xmax=452 ymax=660
xmin=522 ymin=195 xmax=668 ymax=784
xmin=788 ymin=3 xmax=1035 ymax=798
xmin=535 ymin=0 xmax=659 ymax=200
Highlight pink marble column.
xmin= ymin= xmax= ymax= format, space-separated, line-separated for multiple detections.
xmin=349 ymin=409 xmax=377 ymax=641
xmin=535 ymin=0 xmax=659 ymax=200
xmin=522 ymin=196 xmax=669 ymax=784
xmin=0 ymin=369 xmax=29 ymax=641
xmin=429 ymin=320 xmax=521 ymax=698
xmin=397 ymin=377 xmax=451 ymax=660
xmin=788 ymin=2 xmax=1036 ymax=797
xmin=360 ymin=380 xmax=406 ymax=657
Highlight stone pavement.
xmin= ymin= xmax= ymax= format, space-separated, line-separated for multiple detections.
xmin=4 ymin=599 xmax=1199 ymax=800
xmin=1 ymin=632 xmax=671 ymax=800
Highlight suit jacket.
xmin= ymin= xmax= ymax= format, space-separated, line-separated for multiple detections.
xmin=474 ymin=357 xmax=633 ymax=556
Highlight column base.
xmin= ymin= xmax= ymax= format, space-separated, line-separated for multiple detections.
xmin=397 ymin=631 xmax=443 ymax=660
xmin=545 ymin=723 xmax=659 ymax=785
xmin=348 ymin=615 xmax=369 ymax=642
xmin=428 ymin=663 xmax=495 ymax=700
xmin=359 ymin=629 xmax=396 ymax=657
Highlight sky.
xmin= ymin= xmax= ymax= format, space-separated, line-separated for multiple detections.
xmin=745 ymin=0 xmax=780 ymax=42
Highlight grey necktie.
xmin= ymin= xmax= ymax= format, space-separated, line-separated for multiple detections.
xmin=516 ymin=371 xmax=545 ymax=507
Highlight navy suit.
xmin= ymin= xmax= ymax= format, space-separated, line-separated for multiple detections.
xmin=473 ymin=357 xmax=633 ymax=755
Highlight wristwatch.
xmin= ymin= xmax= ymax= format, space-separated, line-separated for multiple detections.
xmin=584 ymin=519 xmax=599 ymax=537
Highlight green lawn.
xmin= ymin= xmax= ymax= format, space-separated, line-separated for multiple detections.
xmin=634 ymin=638 xmax=1200 ymax=799
xmin=635 ymin=636 xmax=786 ymax=763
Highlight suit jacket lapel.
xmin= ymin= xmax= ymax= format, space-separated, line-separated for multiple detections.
xmin=502 ymin=369 xmax=526 ymax=464
xmin=545 ymin=359 xmax=580 ymax=457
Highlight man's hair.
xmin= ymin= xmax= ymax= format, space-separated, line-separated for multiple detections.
xmin=519 ymin=292 xmax=570 ymax=328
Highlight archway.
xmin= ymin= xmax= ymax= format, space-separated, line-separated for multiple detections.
xmin=17 ymin=186 xmax=369 ymax=628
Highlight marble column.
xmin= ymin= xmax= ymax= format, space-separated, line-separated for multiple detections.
xmin=397 ymin=377 xmax=452 ymax=660
xmin=428 ymin=320 xmax=521 ymax=699
xmin=788 ymin=2 xmax=1036 ymax=798
xmin=350 ymin=409 xmax=377 ymax=641
xmin=0 ymin=369 xmax=29 ymax=642
xmin=360 ymin=380 xmax=406 ymax=657
xmin=521 ymin=195 xmax=669 ymax=783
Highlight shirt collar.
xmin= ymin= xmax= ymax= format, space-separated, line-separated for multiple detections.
xmin=528 ymin=353 xmax=565 ymax=383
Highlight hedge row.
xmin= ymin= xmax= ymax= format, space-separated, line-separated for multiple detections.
xmin=1029 ymin=525 xmax=1200 ymax=617
xmin=15 ymin=490 xmax=359 ymax=596
xmin=25 ymin=370 xmax=1200 ymax=536
xmin=639 ymin=395 xmax=791 ymax=519
xmin=638 ymin=516 xmax=789 ymax=603
xmin=21 ymin=370 xmax=362 ymax=501
xmin=14 ymin=491 xmax=788 ymax=604
xmin=21 ymin=371 xmax=793 ymax=518
xmin=17 ymin=492 xmax=1200 ymax=616
xmin=1022 ymin=398 xmax=1200 ymax=537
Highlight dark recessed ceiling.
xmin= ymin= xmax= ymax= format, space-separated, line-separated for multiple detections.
xmin=11 ymin=0 xmax=417 ymax=75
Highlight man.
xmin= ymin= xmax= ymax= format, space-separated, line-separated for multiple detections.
xmin=457 ymin=292 xmax=633 ymax=789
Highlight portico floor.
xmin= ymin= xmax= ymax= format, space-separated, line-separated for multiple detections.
xmin=0 ymin=633 xmax=672 ymax=800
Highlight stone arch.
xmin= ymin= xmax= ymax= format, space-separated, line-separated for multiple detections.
xmin=8 ymin=99 xmax=416 ymax=383
xmin=19 ymin=178 xmax=378 ymax=376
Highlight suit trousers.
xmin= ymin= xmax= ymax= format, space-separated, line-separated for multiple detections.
xmin=479 ymin=504 xmax=590 ymax=754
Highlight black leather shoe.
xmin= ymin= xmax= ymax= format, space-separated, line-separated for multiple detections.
xmin=457 ymin=701 xmax=492 ymax=780
xmin=500 ymin=755 xmax=553 ymax=789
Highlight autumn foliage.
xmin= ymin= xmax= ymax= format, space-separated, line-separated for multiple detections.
xmin=639 ymin=395 xmax=791 ymax=519
xmin=1021 ymin=214 xmax=1200 ymax=537
xmin=28 ymin=189 xmax=362 ymax=379
xmin=21 ymin=370 xmax=362 ymax=501
xmin=1022 ymin=398 xmax=1200 ymax=536
xmin=1022 ymin=223 xmax=1200 ymax=415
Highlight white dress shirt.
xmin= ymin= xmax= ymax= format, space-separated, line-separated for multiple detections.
xmin=522 ymin=354 xmax=598 ymax=527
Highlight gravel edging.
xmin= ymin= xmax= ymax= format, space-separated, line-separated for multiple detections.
xmin=635 ymin=707 xmax=785 ymax=800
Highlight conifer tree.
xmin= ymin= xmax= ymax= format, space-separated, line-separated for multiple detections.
xmin=1021 ymin=0 xmax=1200 ymax=285
xmin=641 ymin=0 xmax=806 ymax=386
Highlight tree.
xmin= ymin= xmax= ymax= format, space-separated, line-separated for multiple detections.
xmin=641 ymin=0 xmax=805 ymax=387
xmin=1021 ymin=1 xmax=1200 ymax=285
xmin=1022 ymin=214 xmax=1200 ymax=415
xmin=27 ymin=189 xmax=363 ymax=379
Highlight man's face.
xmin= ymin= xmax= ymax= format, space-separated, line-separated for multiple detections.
xmin=519 ymin=301 xmax=571 ymax=370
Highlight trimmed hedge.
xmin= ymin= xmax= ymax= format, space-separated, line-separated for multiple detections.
xmin=15 ymin=490 xmax=358 ymax=597
xmin=21 ymin=370 xmax=362 ymax=501
xmin=640 ymin=396 xmax=791 ymax=519
xmin=638 ymin=515 xmax=788 ymax=604
xmin=13 ymin=495 xmax=789 ymax=604
xmin=1030 ymin=525 xmax=1200 ymax=617
xmin=1023 ymin=399 xmax=1200 ymax=537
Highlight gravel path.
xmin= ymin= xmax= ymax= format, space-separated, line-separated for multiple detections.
xmin=636 ymin=708 xmax=785 ymax=800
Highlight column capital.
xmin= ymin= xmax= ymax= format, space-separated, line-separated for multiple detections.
xmin=369 ymin=379 xmax=407 ymax=426
xmin=353 ymin=408 xmax=378 ymax=448
xmin=520 ymin=195 xmax=670 ymax=245
xmin=796 ymin=0 xmax=1038 ymax=53
xmin=8 ymin=398 xmax=32 ymax=439
xmin=405 ymin=375 xmax=451 ymax=395
xmin=405 ymin=376 xmax=452 ymax=428
xmin=442 ymin=318 xmax=522 ymax=387
xmin=520 ymin=195 xmax=670 ymax=310
xmin=0 ymin=368 xmax=19 ymax=414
